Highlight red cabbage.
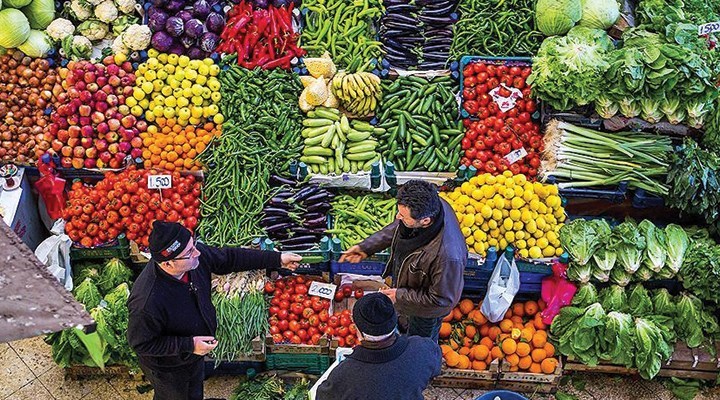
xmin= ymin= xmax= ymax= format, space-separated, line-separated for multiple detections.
xmin=177 ymin=10 xmax=193 ymax=22
xmin=169 ymin=42 xmax=185 ymax=54
xmin=151 ymin=31 xmax=174 ymax=52
xmin=199 ymin=32 xmax=219 ymax=53
xmin=165 ymin=16 xmax=184 ymax=37
xmin=148 ymin=10 xmax=169 ymax=32
xmin=193 ymin=0 xmax=211 ymax=18
xmin=180 ymin=35 xmax=195 ymax=48
xmin=206 ymin=12 xmax=225 ymax=34
xmin=151 ymin=0 xmax=167 ymax=6
xmin=187 ymin=47 xmax=207 ymax=59
xmin=185 ymin=18 xmax=205 ymax=38
xmin=166 ymin=0 xmax=184 ymax=11
xmin=254 ymin=0 xmax=268 ymax=8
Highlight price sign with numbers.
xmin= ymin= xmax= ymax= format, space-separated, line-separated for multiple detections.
xmin=503 ymin=147 xmax=528 ymax=165
xmin=308 ymin=281 xmax=337 ymax=300
xmin=699 ymin=22 xmax=720 ymax=35
xmin=148 ymin=175 xmax=172 ymax=190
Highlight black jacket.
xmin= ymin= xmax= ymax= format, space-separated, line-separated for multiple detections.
xmin=127 ymin=242 xmax=280 ymax=372
xmin=316 ymin=335 xmax=441 ymax=400
xmin=359 ymin=199 xmax=467 ymax=318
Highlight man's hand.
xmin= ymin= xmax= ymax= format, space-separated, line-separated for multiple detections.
xmin=281 ymin=253 xmax=302 ymax=271
xmin=338 ymin=245 xmax=368 ymax=263
xmin=379 ymin=288 xmax=397 ymax=303
xmin=192 ymin=336 xmax=218 ymax=356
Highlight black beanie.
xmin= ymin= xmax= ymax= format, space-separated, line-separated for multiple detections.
xmin=353 ymin=293 xmax=397 ymax=336
xmin=149 ymin=221 xmax=192 ymax=262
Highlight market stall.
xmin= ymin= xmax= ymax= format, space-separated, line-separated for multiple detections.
xmin=1 ymin=0 xmax=720 ymax=397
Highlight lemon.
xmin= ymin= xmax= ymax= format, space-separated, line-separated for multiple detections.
xmin=488 ymin=238 xmax=499 ymax=248
xmin=462 ymin=227 xmax=472 ymax=237
xmin=496 ymin=175 xmax=506 ymax=185
xmin=493 ymin=196 xmax=505 ymax=209
xmin=503 ymin=188 xmax=515 ymax=199
xmin=471 ymin=188 xmax=484 ymax=200
xmin=523 ymin=189 xmax=534 ymax=202
xmin=486 ymin=175 xmax=497 ymax=185
xmin=474 ymin=214 xmax=485 ymax=225
xmin=546 ymin=231 xmax=558 ymax=243
xmin=556 ymin=247 xmax=564 ymax=257
xmin=465 ymin=205 xmax=475 ymax=214
xmin=538 ymin=203 xmax=548 ymax=214
xmin=502 ymin=209 xmax=509 ymax=218
xmin=505 ymin=231 xmax=515 ymax=242
xmin=519 ymin=249 xmax=529 ymax=258
xmin=481 ymin=222 xmax=490 ymax=231
xmin=448 ymin=191 xmax=461 ymax=201
xmin=536 ymin=237 xmax=549 ymax=249
xmin=536 ymin=216 xmax=547 ymax=230
xmin=513 ymin=174 xmax=527 ymax=186
xmin=547 ymin=195 xmax=561 ymax=209
xmin=557 ymin=213 xmax=567 ymax=223
xmin=499 ymin=238 xmax=508 ymax=249
xmin=465 ymin=236 xmax=475 ymax=245
xmin=527 ymin=238 xmax=536 ymax=247
xmin=548 ymin=185 xmax=559 ymax=196
xmin=509 ymin=209 xmax=521 ymax=221
xmin=533 ymin=230 xmax=545 ymax=239
xmin=192 ymin=96 xmax=204 ymax=106
xmin=478 ymin=204 xmax=491 ymax=219
xmin=514 ymin=186 xmax=524 ymax=197
xmin=525 ymin=220 xmax=537 ymax=234
xmin=511 ymin=197 xmax=525 ymax=209
xmin=482 ymin=185 xmax=496 ymax=199
xmin=473 ymin=230 xmax=485 ymax=241
xmin=515 ymin=239 xmax=527 ymax=249
xmin=492 ymin=209 xmax=502 ymax=221
xmin=504 ymin=179 xmax=514 ymax=189
xmin=529 ymin=199 xmax=540 ymax=211
xmin=529 ymin=246 xmax=543 ymax=259
xmin=462 ymin=214 xmax=475 ymax=228
xmin=473 ymin=242 xmax=486 ymax=255
xmin=457 ymin=194 xmax=471 ymax=206
xmin=181 ymin=80 xmax=192 ymax=89
xmin=133 ymin=88 xmax=146 ymax=100
xmin=516 ymin=231 xmax=526 ymax=240
xmin=543 ymin=246 xmax=556 ymax=257
xmin=488 ymin=220 xmax=498 ymax=230
xmin=502 ymin=170 xmax=512 ymax=178
xmin=503 ymin=218 xmax=514 ymax=231
xmin=513 ymin=221 xmax=524 ymax=231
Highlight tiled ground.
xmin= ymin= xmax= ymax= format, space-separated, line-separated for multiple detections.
xmin=3 ymin=336 xmax=720 ymax=399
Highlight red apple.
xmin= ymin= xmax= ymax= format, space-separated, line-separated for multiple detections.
xmin=61 ymin=146 xmax=73 ymax=157
xmin=121 ymin=115 xmax=136 ymax=129
xmin=95 ymin=139 xmax=108 ymax=152
xmin=108 ymin=119 xmax=120 ymax=131
xmin=72 ymin=158 xmax=84 ymax=169
xmin=61 ymin=157 xmax=73 ymax=168
xmin=106 ymin=131 xmax=119 ymax=143
xmin=80 ymin=138 xmax=93 ymax=149
xmin=51 ymin=139 xmax=64 ymax=152
xmin=67 ymin=137 xmax=80 ymax=148
xmin=130 ymin=136 xmax=143 ymax=148
xmin=85 ymin=147 xmax=97 ymax=159
xmin=99 ymin=151 xmax=112 ymax=163
xmin=108 ymin=143 xmax=119 ymax=154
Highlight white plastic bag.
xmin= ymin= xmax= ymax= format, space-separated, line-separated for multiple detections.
xmin=481 ymin=254 xmax=520 ymax=323
xmin=34 ymin=219 xmax=73 ymax=291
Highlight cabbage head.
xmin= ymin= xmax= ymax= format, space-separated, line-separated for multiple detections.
xmin=22 ymin=0 xmax=55 ymax=29
xmin=536 ymin=0 xmax=582 ymax=36
xmin=17 ymin=29 xmax=52 ymax=57
xmin=0 ymin=8 xmax=30 ymax=48
xmin=578 ymin=0 xmax=619 ymax=30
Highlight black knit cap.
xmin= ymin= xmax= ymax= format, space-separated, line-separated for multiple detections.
xmin=149 ymin=221 xmax=192 ymax=262
xmin=352 ymin=293 xmax=398 ymax=336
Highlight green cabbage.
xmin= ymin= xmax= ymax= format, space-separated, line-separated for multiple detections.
xmin=566 ymin=261 xmax=593 ymax=283
xmin=560 ymin=218 xmax=609 ymax=266
xmin=535 ymin=0 xmax=582 ymax=36
xmin=98 ymin=258 xmax=132 ymax=294
xmin=578 ymin=0 xmax=620 ymax=30
xmin=0 ymin=8 xmax=30 ymax=48
xmin=572 ymin=283 xmax=598 ymax=307
xmin=4 ymin=0 xmax=31 ymax=7
xmin=21 ymin=0 xmax=55 ymax=29
xmin=610 ymin=267 xmax=631 ymax=286
xmin=17 ymin=29 xmax=51 ymax=57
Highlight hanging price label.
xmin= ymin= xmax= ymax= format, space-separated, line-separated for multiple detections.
xmin=504 ymin=147 xmax=528 ymax=165
xmin=308 ymin=281 xmax=337 ymax=300
xmin=699 ymin=22 xmax=720 ymax=35
xmin=147 ymin=175 xmax=172 ymax=189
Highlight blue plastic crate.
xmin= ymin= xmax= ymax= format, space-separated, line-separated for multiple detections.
xmin=476 ymin=390 xmax=529 ymax=400
xmin=632 ymin=188 xmax=665 ymax=208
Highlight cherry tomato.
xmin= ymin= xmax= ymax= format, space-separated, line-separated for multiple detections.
xmin=354 ymin=289 xmax=364 ymax=299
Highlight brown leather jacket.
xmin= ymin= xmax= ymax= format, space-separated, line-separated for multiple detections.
xmin=358 ymin=199 xmax=467 ymax=319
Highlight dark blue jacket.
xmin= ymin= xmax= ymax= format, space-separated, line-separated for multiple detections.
xmin=127 ymin=243 xmax=280 ymax=372
xmin=316 ymin=335 xmax=442 ymax=400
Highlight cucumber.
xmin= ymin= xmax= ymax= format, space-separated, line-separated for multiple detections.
xmin=304 ymin=146 xmax=334 ymax=157
xmin=347 ymin=151 xmax=377 ymax=161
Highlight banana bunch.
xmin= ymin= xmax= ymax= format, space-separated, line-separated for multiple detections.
xmin=331 ymin=71 xmax=382 ymax=117
xmin=300 ymin=107 xmax=385 ymax=175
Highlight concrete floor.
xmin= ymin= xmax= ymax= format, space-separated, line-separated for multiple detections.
xmin=2 ymin=336 xmax=720 ymax=400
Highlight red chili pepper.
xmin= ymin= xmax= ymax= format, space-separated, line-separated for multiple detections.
xmin=261 ymin=53 xmax=294 ymax=70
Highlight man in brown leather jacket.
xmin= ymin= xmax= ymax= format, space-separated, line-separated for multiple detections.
xmin=340 ymin=180 xmax=467 ymax=341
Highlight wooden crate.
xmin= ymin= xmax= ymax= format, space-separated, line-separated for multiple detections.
xmin=432 ymin=359 xmax=499 ymax=389
xmin=65 ymin=365 xmax=141 ymax=380
xmin=265 ymin=334 xmax=332 ymax=355
xmin=496 ymin=357 xmax=562 ymax=394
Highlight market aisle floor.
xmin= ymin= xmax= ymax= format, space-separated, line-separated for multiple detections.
xmin=3 ymin=337 xmax=720 ymax=400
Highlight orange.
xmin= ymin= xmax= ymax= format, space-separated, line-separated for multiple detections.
xmin=501 ymin=338 xmax=517 ymax=355
xmin=512 ymin=303 xmax=525 ymax=317
xmin=521 ymin=327 xmax=534 ymax=343
xmin=462 ymin=337 xmax=473 ymax=348
xmin=506 ymin=353 xmax=520 ymax=367
xmin=524 ymin=301 xmax=539 ymax=316
xmin=457 ymin=355 xmax=471 ymax=370
xmin=479 ymin=324 xmax=490 ymax=337
xmin=443 ymin=310 xmax=453 ymax=323
xmin=473 ymin=345 xmax=490 ymax=361
xmin=459 ymin=346 xmax=471 ymax=357
xmin=499 ymin=333 xmax=510 ymax=342
xmin=499 ymin=319 xmax=513 ymax=333
xmin=480 ymin=337 xmax=494 ymax=349
xmin=531 ymin=348 xmax=547 ymax=363
xmin=538 ymin=299 xmax=547 ymax=311
xmin=452 ymin=307 xmax=463 ymax=321
xmin=490 ymin=346 xmax=503 ymax=360
xmin=472 ymin=360 xmax=487 ymax=371
xmin=510 ymin=315 xmax=523 ymax=324
xmin=439 ymin=322 xmax=452 ymax=339
xmin=488 ymin=326 xmax=501 ymax=341
xmin=504 ymin=309 xmax=513 ymax=319
xmin=533 ymin=314 xmax=547 ymax=331
xmin=529 ymin=362 xmax=542 ymax=373
xmin=532 ymin=331 xmax=547 ymax=348
xmin=449 ymin=339 xmax=460 ymax=351
xmin=472 ymin=310 xmax=488 ymax=325
xmin=518 ymin=355 xmax=533 ymax=370
xmin=543 ymin=342 xmax=555 ymax=358
xmin=459 ymin=299 xmax=475 ymax=315
xmin=541 ymin=358 xmax=558 ymax=374
xmin=465 ymin=325 xmax=477 ymax=339
xmin=445 ymin=351 xmax=460 ymax=367
xmin=440 ymin=344 xmax=453 ymax=356
xmin=516 ymin=342 xmax=531 ymax=357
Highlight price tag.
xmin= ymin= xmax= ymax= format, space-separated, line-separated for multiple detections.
xmin=504 ymin=148 xmax=528 ymax=165
xmin=699 ymin=22 xmax=720 ymax=35
xmin=147 ymin=175 xmax=172 ymax=189
xmin=489 ymin=84 xmax=523 ymax=113
xmin=308 ymin=281 xmax=337 ymax=300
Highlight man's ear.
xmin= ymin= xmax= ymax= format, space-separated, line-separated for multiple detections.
xmin=420 ymin=217 xmax=433 ymax=227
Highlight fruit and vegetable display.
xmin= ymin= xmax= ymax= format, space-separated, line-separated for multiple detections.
xmin=441 ymin=172 xmax=565 ymax=258
xmin=328 ymin=194 xmax=397 ymax=250
xmin=146 ymin=0 xmax=224 ymax=58
xmin=440 ymin=298 xmax=559 ymax=374
xmin=0 ymin=50 xmax=56 ymax=164
xmin=377 ymin=75 xmax=463 ymax=172
xmin=460 ymin=60 xmax=541 ymax=177
xmin=62 ymin=167 xmax=201 ymax=248
xmin=561 ymin=218 xmax=689 ymax=284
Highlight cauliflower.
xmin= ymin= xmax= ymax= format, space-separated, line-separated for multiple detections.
xmin=69 ymin=0 xmax=93 ymax=20
xmin=121 ymin=24 xmax=151 ymax=51
xmin=46 ymin=18 xmax=76 ymax=42
xmin=62 ymin=35 xmax=92 ymax=60
xmin=95 ymin=1 xmax=119 ymax=24
xmin=111 ymin=15 xmax=138 ymax=36
xmin=77 ymin=20 xmax=109 ymax=41
xmin=111 ymin=34 xmax=128 ymax=55
xmin=85 ymin=0 xmax=106 ymax=5
xmin=114 ymin=0 xmax=137 ymax=14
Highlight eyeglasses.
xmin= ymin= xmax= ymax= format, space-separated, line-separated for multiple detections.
xmin=174 ymin=240 xmax=197 ymax=261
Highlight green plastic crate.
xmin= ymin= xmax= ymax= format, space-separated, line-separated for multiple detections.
xmin=70 ymin=234 xmax=131 ymax=261
xmin=264 ymin=353 xmax=331 ymax=375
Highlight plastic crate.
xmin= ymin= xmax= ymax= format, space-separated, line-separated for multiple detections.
xmin=540 ymin=102 xmax=603 ymax=129
xmin=264 ymin=353 xmax=331 ymax=375
xmin=476 ymin=390 xmax=529 ymax=400
xmin=260 ymin=237 xmax=331 ymax=276
xmin=70 ymin=234 xmax=131 ymax=261
xmin=546 ymin=177 xmax=628 ymax=203
xmin=632 ymin=188 xmax=665 ymax=208
xmin=329 ymin=237 xmax=390 ymax=279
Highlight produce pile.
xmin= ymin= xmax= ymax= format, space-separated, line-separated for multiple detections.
xmin=328 ymin=194 xmax=397 ymax=250
xmin=380 ymin=0 xmax=458 ymax=70
xmin=140 ymin=121 xmax=219 ymax=171
xmin=230 ymin=376 xmax=309 ymax=400
xmin=440 ymin=298 xmax=559 ymax=374
xmin=554 ymin=283 xmax=720 ymax=379
xmin=46 ymin=259 xmax=136 ymax=369
xmin=300 ymin=0 xmax=384 ymax=71
xmin=376 ymin=75 xmax=463 ymax=172
xmin=460 ymin=60 xmax=541 ymax=178
xmin=0 ymin=50 xmax=56 ymax=164
xmin=146 ymin=0 xmax=223 ymax=58
xmin=440 ymin=172 xmax=565 ymax=258
xmin=561 ymin=219 xmax=689 ymax=284
xmin=678 ymin=228 xmax=720 ymax=307
xmin=62 ymin=167 xmax=201 ymax=248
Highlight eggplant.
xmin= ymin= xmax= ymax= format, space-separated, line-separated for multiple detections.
xmin=421 ymin=2 xmax=457 ymax=14
xmin=286 ymin=185 xmax=319 ymax=204
xmin=382 ymin=21 xmax=422 ymax=31
xmin=303 ymin=191 xmax=333 ymax=206
xmin=279 ymin=235 xmax=321 ymax=246
xmin=277 ymin=243 xmax=316 ymax=251
xmin=306 ymin=202 xmax=332 ymax=213
xmin=260 ymin=215 xmax=292 ymax=226
xmin=263 ymin=207 xmax=294 ymax=216
xmin=264 ymin=222 xmax=295 ymax=233
xmin=423 ymin=44 xmax=451 ymax=52
xmin=419 ymin=15 xmax=455 ymax=24
xmin=420 ymin=61 xmax=450 ymax=69
xmin=385 ymin=4 xmax=418 ymax=12
xmin=270 ymin=174 xmax=298 ymax=187
xmin=384 ymin=14 xmax=419 ymax=25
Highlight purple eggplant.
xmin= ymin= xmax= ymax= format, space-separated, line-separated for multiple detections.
xmin=165 ymin=16 xmax=184 ymax=37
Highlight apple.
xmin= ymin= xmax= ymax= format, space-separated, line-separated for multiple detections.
xmin=99 ymin=151 xmax=112 ymax=163
xmin=109 ymin=158 xmax=121 ymax=169
xmin=67 ymin=137 xmax=80 ymax=148
xmin=96 ymin=102 xmax=109 ymax=113
xmin=79 ymin=105 xmax=92 ymax=117
xmin=106 ymin=131 xmax=119 ymax=143
xmin=80 ymin=137 xmax=93 ymax=149
xmin=79 ymin=117 xmax=91 ymax=126
xmin=84 ymin=72 xmax=96 ymax=84
xmin=131 ymin=148 xmax=143 ymax=159
xmin=73 ymin=146 xmax=85 ymax=158
xmin=108 ymin=142 xmax=119 ymax=154
xmin=51 ymin=139 xmax=64 ymax=152
xmin=106 ymin=64 xmax=120 ymax=76
xmin=106 ymin=94 xmax=119 ymax=106
xmin=114 ymin=152 xmax=126 ymax=163
xmin=130 ymin=136 xmax=143 ymax=148
xmin=91 ymin=111 xmax=105 ymax=124
xmin=97 ymin=76 xmax=108 ymax=87
xmin=57 ymin=129 xmax=70 ymax=142
xmin=118 ymin=141 xmax=132 ymax=153
xmin=108 ymin=76 xmax=121 ymax=88
xmin=121 ymin=115 xmax=136 ymax=129
xmin=96 ymin=159 xmax=106 ymax=169
xmin=72 ymin=158 xmax=84 ymax=169
xmin=85 ymin=147 xmax=97 ymax=159
xmin=61 ymin=157 xmax=73 ymax=168
xmin=61 ymin=146 xmax=73 ymax=157
xmin=95 ymin=139 xmax=108 ymax=152
xmin=97 ymin=122 xmax=109 ymax=135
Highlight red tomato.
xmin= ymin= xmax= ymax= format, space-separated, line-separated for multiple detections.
xmin=461 ymin=137 xmax=472 ymax=150
xmin=473 ymin=62 xmax=487 ymax=74
xmin=349 ymin=324 xmax=357 ymax=335
xmin=283 ymin=330 xmax=294 ymax=341
xmin=463 ymin=100 xmax=479 ymax=115
xmin=289 ymin=320 xmax=300 ymax=332
xmin=340 ymin=315 xmax=352 ymax=327
xmin=354 ymin=289 xmax=364 ymax=299
xmin=465 ymin=148 xmax=477 ymax=160
xmin=312 ymin=300 xmax=324 ymax=312
xmin=273 ymin=333 xmax=284 ymax=343
xmin=334 ymin=292 xmax=345 ymax=302
xmin=270 ymin=326 xmax=280 ymax=335
xmin=462 ymin=88 xmax=476 ymax=100
xmin=297 ymin=329 xmax=308 ymax=341
xmin=319 ymin=309 xmax=329 ymax=322
xmin=269 ymin=306 xmax=280 ymax=316
xmin=293 ymin=294 xmax=306 ymax=303
xmin=509 ymin=66 xmax=522 ymax=76
xmin=290 ymin=335 xmax=302 ymax=344
xmin=337 ymin=337 xmax=346 ymax=347
xmin=291 ymin=303 xmax=304 ymax=315
xmin=308 ymin=315 xmax=320 ymax=327
xmin=336 ymin=326 xmax=349 ymax=337
xmin=328 ymin=315 xmax=340 ymax=328
xmin=463 ymin=76 xmax=477 ymax=87
xmin=345 ymin=335 xmax=357 ymax=346
xmin=311 ymin=334 xmax=321 ymax=345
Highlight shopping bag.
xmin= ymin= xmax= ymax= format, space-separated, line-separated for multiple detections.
xmin=481 ymin=253 xmax=520 ymax=323
xmin=34 ymin=219 xmax=73 ymax=291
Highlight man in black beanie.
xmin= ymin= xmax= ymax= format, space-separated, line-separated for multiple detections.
xmin=315 ymin=293 xmax=441 ymax=400
xmin=340 ymin=180 xmax=467 ymax=341
xmin=127 ymin=221 xmax=302 ymax=400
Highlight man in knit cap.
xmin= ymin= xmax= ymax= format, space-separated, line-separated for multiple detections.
xmin=315 ymin=293 xmax=441 ymax=400
xmin=127 ymin=221 xmax=302 ymax=400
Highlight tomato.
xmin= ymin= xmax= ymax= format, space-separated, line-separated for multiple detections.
xmin=529 ymin=156 xmax=541 ymax=169
xmin=478 ymin=94 xmax=491 ymax=107
xmin=485 ymin=160 xmax=497 ymax=173
xmin=289 ymin=320 xmax=300 ymax=332
xmin=349 ymin=324 xmax=357 ymax=335
xmin=497 ymin=65 xmax=509 ymax=76
xmin=324 ymin=326 xmax=334 ymax=336
xmin=295 ymin=284 xmax=308 ymax=295
xmin=478 ymin=107 xmax=490 ymax=119
xmin=291 ymin=303 xmax=304 ymax=315
xmin=473 ymin=62 xmax=487 ymax=74
xmin=278 ymin=319 xmax=289 ymax=331
xmin=487 ymin=77 xmax=499 ymax=89
xmin=269 ymin=306 xmax=280 ymax=316
xmin=521 ymin=67 xmax=532 ymax=78
xmin=463 ymin=100 xmax=479 ymax=115
xmin=476 ymin=72 xmax=488 ymax=83
xmin=465 ymin=148 xmax=477 ymax=160
xmin=283 ymin=330 xmax=294 ymax=341
xmin=319 ymin=309 xmax=329 ymax=323
xmin=328 ymin=315 xmax=340 ymax=328
xmin=462 ymin=88 xmax=476 ymax=100
xmin=293 ymin=294 xmax=306 ymax=303
xmin=509 ymin=66 xmax=522 ymax=76
xmin=525 ymin=100 xmax=537 ymax=113
xmin=336 ymin=326 xmax=349 ymax=337
xmin=461 ymin=137 xmax=472 ymax=150
xmin=270 ymin=326 xmax=280 ymax=335
xmin=299 ymin=320 xmax=310 ymax=331
xmin=513 ymin=77 xmax=526 ymax=89
xmin=354 ymin=289 xmax=364 ymax=299
xmin=311 ymin=300 xmax=324 ymax=312
xmin=510 ymin=163 xmax=522 ymax=175
xmin=334 ymin=292 xmax=345 ymax=302
xmin=303 ymin=308 xmax=315 ymax=319
xmin=500 ymin=75 xmax=514 ymax=87
xmin=290 ymin=335 xmax=302 ymax=345
xmin=279 ymin=299 xmax=290 ymax=310
xmin=166 ymin=210 xmax=180 ymax=223
xmin=340 ymin=315 xmax=352 ymax=327
xmin=463 ymin=67 xmax=474 ymax=77
xmin=273 ymin=333 xmax=284 ymax=344
xmin=308 ymin=315 xmax=320 ymax=327
xmin=311 ymin=334 xmax=321 ymax=345
xmin=345 ymin=335 xmax=357 ymax=346
xmin=297 ymin=329 xmax=308 ymax=342
xmin=486 ymin=65 xmax=497 ymax=76
xmin=337 ymin=337 xmax=346 ymax=347
xmin=463 ymin=76 xmax=477 ymax=87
